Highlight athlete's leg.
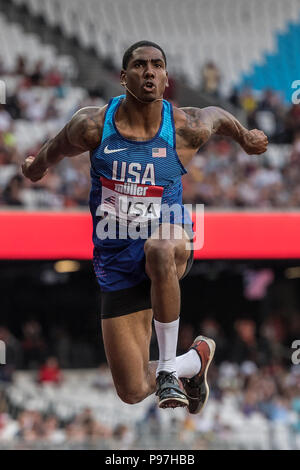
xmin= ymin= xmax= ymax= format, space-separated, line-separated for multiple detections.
xmin=143 ymin=223 xmax=193 ymax=407
xmin=144 ymin=223 xmax=216 ymax=413
xmin=102 ymin=309 xmax=199 ymax=405
xmin=102 ymin=306 xmax=215 ymax=414
xmin=101 ymin=308 xmax=156 ymax=404
xmin=144 ymin=223 xmax=190 ymax=375
xmin=102 ymin=224 xmax=192 ymax=406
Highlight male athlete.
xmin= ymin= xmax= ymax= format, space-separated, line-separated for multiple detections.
xmin=22 ymin=41 xmax=268 ymax=413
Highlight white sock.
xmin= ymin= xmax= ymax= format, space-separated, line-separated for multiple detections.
xmin=155 ymin=318 xmax=179 ymax=378
xmin=176 ymin=349 xmax=201 ymax=379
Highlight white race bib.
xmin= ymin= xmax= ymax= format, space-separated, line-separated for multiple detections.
xmin=99 ymin=177 xmax=163 ymax=224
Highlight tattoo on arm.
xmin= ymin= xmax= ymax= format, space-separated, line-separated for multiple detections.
xmin=182 ymin=106 xmax=248 ymax=148
xmin=176 ymin=108 xmax=212 ymax=150
xmin=177 ymin=106 xmax=249 ymax=151
xmin=28 ymin=107 xmax=103 ymax=177
xmin=65 ymin=108 xmax=103 ymax=152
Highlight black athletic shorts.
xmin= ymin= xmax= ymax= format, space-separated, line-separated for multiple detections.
xmin=100 ymin=243 xmax=194 ymax=319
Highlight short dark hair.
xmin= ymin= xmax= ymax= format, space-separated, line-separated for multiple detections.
xmin=122 ymin=40 xmax=167 ymax=70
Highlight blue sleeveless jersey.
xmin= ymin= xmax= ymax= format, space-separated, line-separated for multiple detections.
xmin=89 ymin=95 xmax=193 ymax=292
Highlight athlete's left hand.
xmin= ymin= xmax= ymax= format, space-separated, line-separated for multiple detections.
xmin=241 ymin=129 xmax=268 ymax=155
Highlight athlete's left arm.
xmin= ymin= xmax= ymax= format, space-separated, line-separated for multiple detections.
xmin=178 ymin=106 xmax=268 ymax=155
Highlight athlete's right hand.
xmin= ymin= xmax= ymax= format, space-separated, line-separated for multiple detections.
xmin=22 ymin=156 xmax=48 ymax=182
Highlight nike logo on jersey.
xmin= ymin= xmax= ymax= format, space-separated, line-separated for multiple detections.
xmin=104 ymin=145 xmax=128 ymax=154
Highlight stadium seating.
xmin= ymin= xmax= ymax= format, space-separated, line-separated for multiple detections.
xmin=0 ymin=12 xmax=92 ymax=150
xmin=0 ymin=12 xmax=76 ymax=77
xmin=10 ymin=0 xmax=300 ymax=94
xmin=240 ymin=19 xmax=300 ymax=101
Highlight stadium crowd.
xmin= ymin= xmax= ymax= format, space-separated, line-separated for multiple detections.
xmin=1 ymin=56 xmax=300 ymax=209
xmin=0 ymin=351 xmax=299 ymax=449
xmin=0 ymin=311 xmax=299 ymax=449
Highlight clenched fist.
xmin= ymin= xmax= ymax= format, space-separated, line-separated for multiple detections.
xmin=241 ymin=129 xmax=268 ymax=155
xmin=22 ymin=156 xmax=48 ymax=182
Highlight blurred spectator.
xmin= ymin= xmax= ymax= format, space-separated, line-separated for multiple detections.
xmin=45 ymin=67 xmax=63 ymax=88
xmin=242 ymin=89 xmax=285 ymax=142
xmin=229 ymin=87 xmax=240 ymax=108
xmin=44 ymin=97 xmax=59 ymax=120
xmin=201 ymin=61 xmax=221 ymax=96
xmin=113 ymin=424 xmax=135 ymax=448
xmin=21 ymin=320 xmax=47 ymax=369
xmin=2 ymin=174 xmax=24 ymax=206
xmin=285 ymin=104 xmax=300 ymax=142
xmin=16 ymin=410 xmax=44 ymax=441
xmin=292 ymin=395 xmax=300 ymax=433
xmin=38 ymin=357 xmax=62 ymax=384
xmin=5 ymin=94 xmax=22 ymax=120
xmin=24 ymin=96 xmax=46 ymax=121
xmin=0 ymin=106 xmax=13 ymax=132
xmin=14 ymin=55 xmax=27 ymax=75
xmin=239 ymin=88 xmax=258 ymax=114
xmin=29 ymin=60 xmax=44 ymax=87
xmin=229 ymin=318 xmax=271 ymax=366
xmin=42 ymin=415 xmax=65 ymax=443
xmin=0 ymin=56 xmax=5 ymax=75
xmin=92 ymin=364 xmax=113 ymax=390
xmin=49 ymin=326 xmax=71 ymax=368
xmin=75 ymin=408 xmax=112 ymax=440
xmin=260 ymin=315 xmax=289 ymax=363
xmin=286 ymin=312 xmax=300 ymax=346
xmin=0 ymin=326 xmax=22 ymax=382
xmin=242 ymin=388 xmax=260 ymax=416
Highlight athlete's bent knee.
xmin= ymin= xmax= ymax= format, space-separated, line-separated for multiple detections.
xmin=145 ymin=240 xmax=175 ymax=277
xmin=117 ymin=388 xmax=146 ymax=405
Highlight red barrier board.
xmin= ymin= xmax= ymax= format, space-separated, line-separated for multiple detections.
xmin=0 ymin=211 xmax=299 ymax=259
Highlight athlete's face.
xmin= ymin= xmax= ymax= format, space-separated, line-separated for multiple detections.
xmin=121 ymin=47 xmax=168 ymax=102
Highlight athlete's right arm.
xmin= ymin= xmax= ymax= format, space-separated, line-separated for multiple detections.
xmin=22 ymin=106 xmax=106 ymax=182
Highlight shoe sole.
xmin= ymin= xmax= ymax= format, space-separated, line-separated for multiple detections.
xmin=159 ymin=396 xmax=189 ymax=409
xmin=187 ymin=335 xmax=216 ymax=414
